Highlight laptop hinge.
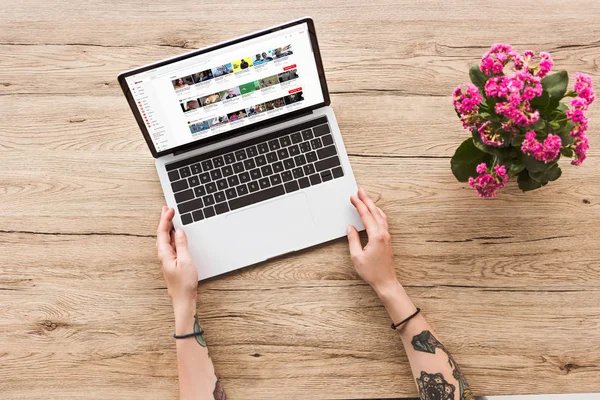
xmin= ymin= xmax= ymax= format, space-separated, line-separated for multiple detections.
xmin=173 ymin=109 xmax=315 ymax=157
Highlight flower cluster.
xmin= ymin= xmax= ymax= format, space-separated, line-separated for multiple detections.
xmin=468 ymin=163 xmax=509 ymax=198
xmin=452 ymin=44 xmax=595 ymax=197
xmin=452 ymin=84 xmax=483 ymax=130
xmin=567 ymin=73 xmax=595 ymax=165
xmin=521 ymin=131 xmax=562 ymax=163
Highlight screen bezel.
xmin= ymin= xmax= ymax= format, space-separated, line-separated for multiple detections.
xmin=118 ymin=18 xmax=330 ymax=158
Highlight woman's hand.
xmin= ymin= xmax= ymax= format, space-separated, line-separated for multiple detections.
xmin=346 ymin=188 xmax=400 ymax=299
xmin=156 ymin=207 xmax=198 ymax=317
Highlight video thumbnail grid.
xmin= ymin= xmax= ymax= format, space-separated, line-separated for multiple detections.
xmin=171 ymin=44 xmax=294 ymax=90
xmin=179 ymin=69 xmax=299 ymax=113
xmin=188 ymin=91 xmax=305 ymax=135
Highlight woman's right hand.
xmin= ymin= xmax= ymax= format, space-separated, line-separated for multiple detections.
xmin=346 ymin=188 xmax=400 ymax=299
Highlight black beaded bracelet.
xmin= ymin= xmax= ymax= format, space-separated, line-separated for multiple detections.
xmin=173 ymin=330 xmax=204 ymax=339
xmin=391 ymin=308 xmax=421 ymax=330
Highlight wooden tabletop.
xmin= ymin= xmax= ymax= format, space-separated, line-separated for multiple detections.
xmin=2 ymin=1 xmax=600 ymax=399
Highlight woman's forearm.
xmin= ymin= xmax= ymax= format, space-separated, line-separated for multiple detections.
xmin=380 ymin=285 xmax=472 ymax=400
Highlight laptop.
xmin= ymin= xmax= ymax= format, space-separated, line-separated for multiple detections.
xmin=118 ymin=17 xmax=364 ymax=280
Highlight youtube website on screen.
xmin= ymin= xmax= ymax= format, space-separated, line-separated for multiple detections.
xmin=125 ymin=23 xmax=324 ymax=154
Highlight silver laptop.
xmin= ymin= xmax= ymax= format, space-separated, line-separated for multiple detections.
xmin=118 ymin=17 xmax=364 ymax=280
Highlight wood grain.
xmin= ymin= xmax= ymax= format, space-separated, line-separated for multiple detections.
xmin=1 ymin=1 xmax=600 ymax=399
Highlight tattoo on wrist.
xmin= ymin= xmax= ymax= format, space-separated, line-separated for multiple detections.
xmin=412 ymin=330 xmax=472 ymax=400
xmin=193 ymin=314 xmax=207 ymax=347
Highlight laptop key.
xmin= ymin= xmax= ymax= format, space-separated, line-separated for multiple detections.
xmin=268 ymin=139 xmax=280 ymax=151
xmin=250 ymin=168 xmax=262 ymax=180
xmin=179 ymin=166 xmax=191 ymax=178
xmin=192 ymin=209 xmax=204 ymax=222
xmin=291 ymin=132 xmax=302 ymax=144
xmin=284 ymin=180 xmax=300 ymax=193
xmin=332 ymin=166 xmax=344 ymax=178
xmin=206 ymin=182 xmax=217 ymax=194
xmin=309 ymin=173 xmax=322 ymax=185
xmin=246 ymin=146 xmax=258 ymax=157
xmin=216 ymin=179 xmax=228 ymax=190
xmin=181 ymin=213 xmax=193 ymax=225
xmin=281 ymin=171 xmax=293 ymax=182
xmin=288 ymin=145 xmax=300 ymax=156
xmin=239 ymin=172 xmax=250 ymax=183
xmin=313 ymin=124 xmax=331 ymax=136
xmin=261 ymin=165 xmax=274 ymax=176
xmin=203 ymin=194 xmax=215 ymax=206
xmin=255 ymin=155 xmax=267 ymax=167
xmin=201 ymin=160 xmax=213 ymax=171
xmin=188 ymin=176 xmax=200 ymax=187
xmin=257 ymin=142 xmax=269 ymax=154
xmin=315 ymin=156 xmax=341 ymax=172
xmin=228 ymin=185 xmax=286 ymax=211
xmin=244 ymin=158 xmax=256 ymax=170
xmin=321 ymin=134 xmax=334 ymax=147
xmin=171 ymin=179 xmax=188 ymax=193
xmin=236 ymin=184 xmax=249 ymax=196
xmin=168 ymin=170 xmax=180 ymax=182
xmin=303 ymin=164 xmax=316 ymax=175
xmin=259 ymin=177 xmax=270 ymax=189
xmin=213 ymin=156 xmax=224 ymax=168
xmin=306 ymin=151 xmax=317 ymax=163
xmin=270 ymin=174 xmax=282 ymax=185
xmin=227 ymin=175 xmax=240 ymax=187
xmin=300 ymin=142 xmax=311 ymax=153
xmin=266 ymin=151 xmax=278 ymax=163
xmin=194 ymin=186 xmax=206 ymax=197
xmin=235 ymin=150 xmax=247 ymax=161
xmin=204 ymin=206 xmax=216 ymax=218
xmin=279 ymin=135 xmax=291 ymax=147
xmin=199 ymin=172 xmax=211 ymax=184
xmin=283 ymin=158 xmax=295 ymax=170
xmin=224 ymin=153 xmax=236 ymax=164
xmin=317 ymin=145 xmax=337 ymax=160
xmin=294 ymin=154 xmax=307 ymax=166
xmin=222 ymin=165 xmax=233 ymax=176
xmin=210 ymin=169 xmax=222 ymax=180
xmin=191 ymin=164 xmax=201 ymax=175
xmin=233 ymin=162 xmax=244 ymax=173
xmin=175 ymin=188 xmax=195 ymax=203
xmin=292 ymin=168 xmax=304 ymax=179
xmin=215 ymin=202 xmax=229 ymax=215
xmin=178 ymin=198 xmax=203 ymax=214
xmin=225 ymin=188 xmax=237 ymax=199
xmin=310 ymin=138 xmax=323 ymax=150
xmin=248 ymin=181 xmax=260 ymax=192
xmin=214 ymin=191 xmax=226 ymax=203
xmin=277 ymin=148 xmax=289 ymax=160
xmin=298 ymin=177 xmax=310 ymax=188
xmin=273 ymin=161 xmax=284 ymax=173
xmin=301 ymin=129 xmax=313 ymax=140
xmin=321 ymin=170 xmax=333 ymax=182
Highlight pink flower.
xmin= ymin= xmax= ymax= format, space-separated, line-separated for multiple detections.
xmin=523 ymin=50 xmax=535 ymax=59
xmin=485 ymin=71 xmax=542 ymax=127
xmin=453 ymin=84 xmax=483 ymax=130
xmin=572 ymin=134 xmax=590 ymax=166
xmin=478 ymin=121 xmax=504 ymax=147
xmin=480 ymin=43 xmax=519 ymax=76
xmin=573 ymin=73 xmax=596 ymax=105
xmin=521 ymin=131 xmax=562 ymax=163
xmin=468 ymin=162 xmax=509 ymax=198
xmin=571 ymin=97 xmax=589 ymax=110
xmin=537 ymin=52 xmax=554 ymax=78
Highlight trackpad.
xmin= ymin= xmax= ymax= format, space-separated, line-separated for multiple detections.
xmin=224 ymin=193 xmax=315 ymax=262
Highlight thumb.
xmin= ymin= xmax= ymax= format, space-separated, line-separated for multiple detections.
xmin=346 ymin=225 xmax=363 ymax=258
xmin=174 ymin=229 xmax=191 ymax=258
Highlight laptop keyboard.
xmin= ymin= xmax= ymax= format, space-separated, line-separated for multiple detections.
xmin=165 ymin=116 xmax=344 ymax=225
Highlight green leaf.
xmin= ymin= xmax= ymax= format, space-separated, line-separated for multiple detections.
xmin=530 ymin=90 xmax=549 ymax=111
xmin=556 ymin=102 xmax=568 ymax=112
xmin=546 ymin=163 xmax=562 ymax=181
xmin=518 ymin=170 xmax=547 ymax=192
xmin=541 ymin=70 xmax=569 ymax=100
xmin=469 ymin=64 xmax=489 ymax=93
xmin=560 ymin=147 xmax=574 ymax=158
xmin=451 ymin=138 xmax=490 ymax=182
xmin=529 ymin=118 xmax=546 ymax=131
xmin=508 ymin=163 xmax=525 ymax=177
xmin=555 ymin=120 xmax=575 ymax=146
xmin=522 ymin=154 xmax=551 ymax=173
xmin=529 ymin=169 xmax=550 ymax=183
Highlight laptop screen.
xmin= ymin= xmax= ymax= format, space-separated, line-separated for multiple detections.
xmin=121 ymin=21 xmax=326 ymax=156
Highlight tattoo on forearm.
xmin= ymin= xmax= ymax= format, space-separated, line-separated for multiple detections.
xmin=192 ymin=315 xmax=227 ymax=399
xmin=412 ymin=330 xmax=472 ymax=400
xmin=193 ymin=314 xmax=207 ymax=347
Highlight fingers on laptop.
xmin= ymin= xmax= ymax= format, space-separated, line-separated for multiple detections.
xmin=350 ymin=193 xmax=377 ymax=238
xmin=157 ymin=206 xmax=176 ymax=261
xmin=358 ymin=187 xmax=386 ymax=229
xmin=346 ymin=224 xmax=363 ymax=257
xmin=350 ymin=187 xmax=388 ymax=237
